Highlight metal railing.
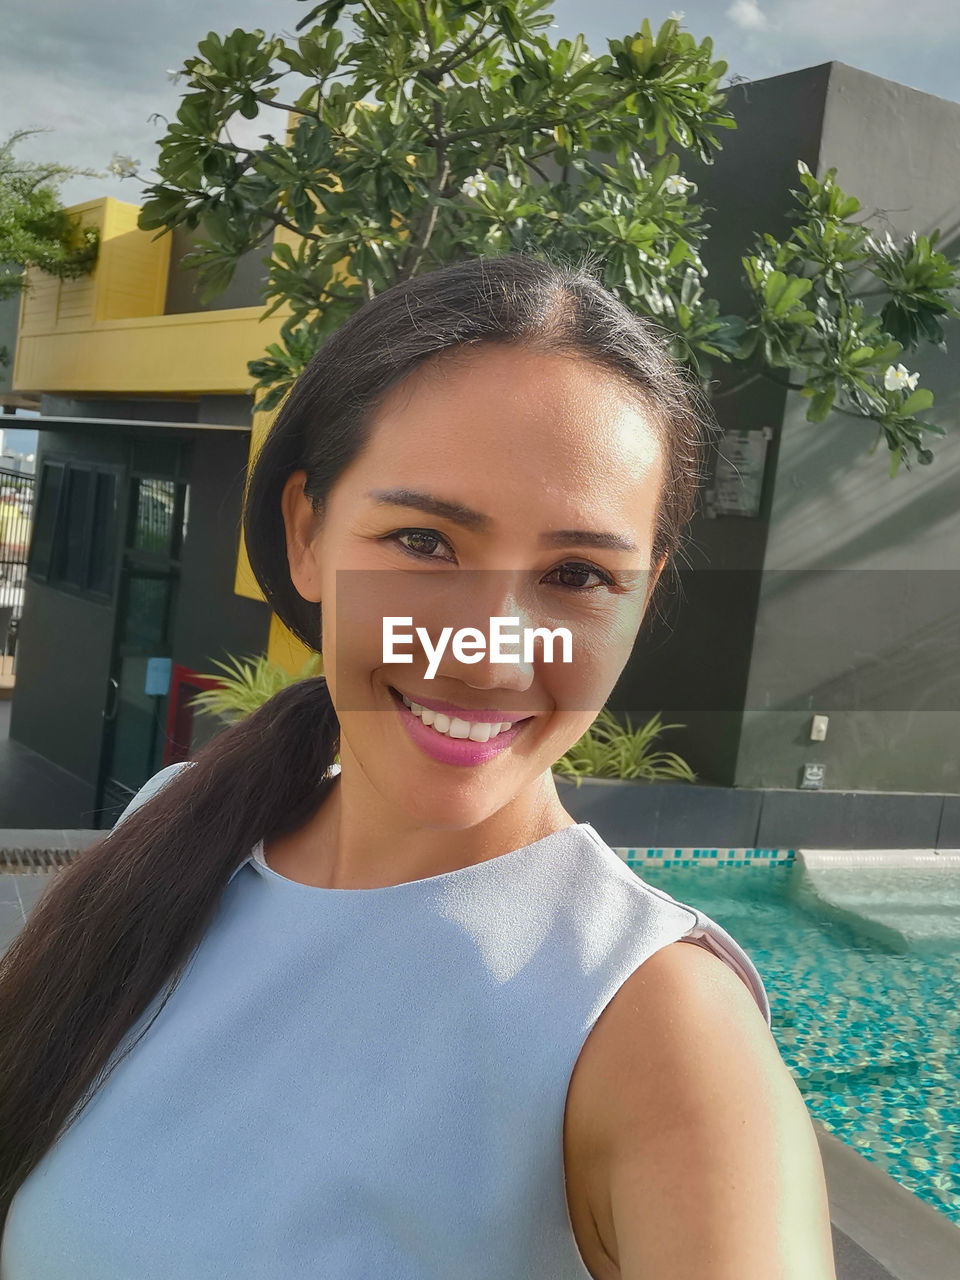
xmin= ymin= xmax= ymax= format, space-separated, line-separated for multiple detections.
xmin=0 ymin=466 xmax=35 ymax=678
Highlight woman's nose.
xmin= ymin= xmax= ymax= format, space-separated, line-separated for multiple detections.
xmin=428 ymin=570 xmax=542 ymax=690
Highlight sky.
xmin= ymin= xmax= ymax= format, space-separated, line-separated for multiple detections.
xmin=2 ymin=1 xmax=959 ymax=209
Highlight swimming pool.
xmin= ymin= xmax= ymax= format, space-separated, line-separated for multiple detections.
xmin=620 ymin=848 xmax=959 ymax=1227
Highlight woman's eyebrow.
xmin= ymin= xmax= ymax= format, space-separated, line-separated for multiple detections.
xmin=365 ymin=487 xmax=639 ymax=552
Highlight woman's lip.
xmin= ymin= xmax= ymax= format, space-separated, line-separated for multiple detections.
xmin=388 ymin=684 xmax=536 ymax=725
xmin=389 ymin=685 xmax=531 ymax=766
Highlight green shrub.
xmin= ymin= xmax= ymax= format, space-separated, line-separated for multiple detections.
xmin=552 ymin=707 xmax=697 ymax=786
xmin=188 ymin=651 xmax=324 ymax=725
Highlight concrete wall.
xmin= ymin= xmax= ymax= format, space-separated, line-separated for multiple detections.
xmin=620 ymin=62 xmax=960 ymax=794
xmin=741 ymin=63 xmax=960 ymax=793
xmin=0 ymin=289 xmax=21 ymax=396
xmin=614 ymin=66 xmax=833 ymax=785
xmin=10 ymin=410 xmax=270 ymax=821
xmin=11 ymin=425 xmax=130 ymax=792
xmin=170 ymin=428 xmax=271 ymax=675
xmin=163 ymin=224 xmax=271 ymax=315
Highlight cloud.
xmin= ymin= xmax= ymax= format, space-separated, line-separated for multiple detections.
xmin=726 ymin=0 xmax=769 ymax=29
xmin=0 ymin=0 xmax=298 ymax=205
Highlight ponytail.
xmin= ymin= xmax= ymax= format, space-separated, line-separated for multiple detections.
xmin=0 ymin=676 xmax=338 ymax=1219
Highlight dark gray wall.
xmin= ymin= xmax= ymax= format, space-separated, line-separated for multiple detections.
xmin=163 ymin=224 xmax=271 ymax=315
xmin=171 ymin=428 xmax=271 ymax=674
xmin=0 ymin=289 xmax=20 ymax=396
xmin=617 ymin=62 xmax=960 ymax=793
xmin=10 ymin=408 xmax=271 ymax=822
xmin=744 ymin=63 xmax=960 ymax=793
xmin=40 ymin=394 xmax=199 ymax=423
xmin=10 ymin=426 xmax=128 ymax=792
xmin=614 ymin=65 xmax=832 ymax=785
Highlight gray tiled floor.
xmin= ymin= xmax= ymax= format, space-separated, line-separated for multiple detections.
xmin=0 ymin=870 xmax=55 ymax=949
xmin=0 ymin=696 xmax=98 ymax=827
xmin=832 ymin=1225 xmax=898 ymax=1279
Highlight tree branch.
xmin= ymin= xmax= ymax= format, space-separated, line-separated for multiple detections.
xmin=714 ymin=365 xmax=886 ymax=424
xmin=402 ymin=97 xmax=450 ymax=279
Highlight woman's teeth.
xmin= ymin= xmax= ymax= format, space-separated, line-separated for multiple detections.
xmin=399 ymin=692 xmax=515 ymax=742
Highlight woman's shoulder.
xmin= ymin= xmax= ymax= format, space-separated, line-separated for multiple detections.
xmin=569 ymin=936 xmax=777 ymax=1161
xmin=567 ymin=939 xmax=829 ymax=1278
xmin=113 ymin=761 xmax=197 ymax=829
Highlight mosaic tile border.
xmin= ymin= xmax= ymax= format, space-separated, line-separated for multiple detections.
xmin=616 ymin=848 xmax=796 ymax=868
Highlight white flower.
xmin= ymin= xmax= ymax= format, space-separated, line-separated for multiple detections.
xmin=883 ymin=363 xmax=920 ymax=392
xmin=461 ymin=172 xmax=487 ymax=198
xmin=669 ymin=9 xmax=686 ymax=19
xmin=663 ymin=174 xmax=693 ymax=196
xmin=166 ymin=68 xmax=183 ymax=84
xmin=507 ymin=171 xmax=522 ymax=189
xmin=411 ymin=37 xmax=430 ymax=59
xmin=106 ymin=153 xmax=140 ymax=178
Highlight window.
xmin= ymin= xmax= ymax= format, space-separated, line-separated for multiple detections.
xmin=129 ymin=478 xmax=178 ymax=556
xmin=28 ymin=459 xmax=120 ymax=600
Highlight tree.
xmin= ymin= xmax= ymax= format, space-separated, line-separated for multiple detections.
xmin=133 ymin=1 xmax=959 ymax=476
xmin=0 ymin=130 xmax=101 ymax=369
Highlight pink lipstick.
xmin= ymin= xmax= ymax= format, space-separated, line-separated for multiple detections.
xmin=388 ymin=685 xmax=534 ymax=767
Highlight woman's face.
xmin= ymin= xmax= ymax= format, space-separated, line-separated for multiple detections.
xmin=282 ymin=343 xmax=668 ymax=829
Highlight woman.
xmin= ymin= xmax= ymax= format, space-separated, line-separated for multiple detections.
xmin=0 ymin=254 xmax=836 ymax=1278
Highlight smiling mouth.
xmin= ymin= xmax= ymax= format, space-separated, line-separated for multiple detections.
xmin=388 ymin=685 xmax=534 ymax=742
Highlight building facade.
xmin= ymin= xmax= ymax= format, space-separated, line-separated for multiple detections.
xmin=8 ymin=61 xmax=960 ymax=827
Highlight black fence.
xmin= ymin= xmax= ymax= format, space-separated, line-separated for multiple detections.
xmin=0 ymin=467 xmax=35 ymax=675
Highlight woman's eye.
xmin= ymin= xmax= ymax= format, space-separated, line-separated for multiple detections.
xmin=389 ymin=529 xmax=455 ymax=561
xmin=386 ymin=532 xmax=615 ymax=592
xmin=544 ymin=562 xmax=616 ymax=592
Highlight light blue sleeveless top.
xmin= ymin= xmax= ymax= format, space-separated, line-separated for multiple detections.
xmin=1 ymin=761 xmax=771 ymax=1280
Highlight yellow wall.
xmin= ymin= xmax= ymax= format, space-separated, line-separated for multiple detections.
xmin=15 ymin=306 xmax=285 ymax=395
xmin=234 ymin=403 xmax=276 ymax=602
xmin=14 ymin=187 xmax=341 ymax=667
xmin=268 ymin=613 xmax=319 ymax=675
xmin=14 ymin=195 xmax=288 ymax=396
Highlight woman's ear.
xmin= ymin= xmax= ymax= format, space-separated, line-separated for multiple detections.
xmin=280 ymin=469 xmax=323 ymax=603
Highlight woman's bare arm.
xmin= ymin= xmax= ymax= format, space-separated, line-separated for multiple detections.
xmin=592 ymin=940 xmax=837 ymax=1280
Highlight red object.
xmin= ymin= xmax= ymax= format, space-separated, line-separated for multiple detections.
xmin=163 ymin=663 xmax=225 ymax=765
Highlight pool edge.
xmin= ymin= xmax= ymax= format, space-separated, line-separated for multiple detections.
xmin=815 ymin=1121 xmax=960 ymax=1280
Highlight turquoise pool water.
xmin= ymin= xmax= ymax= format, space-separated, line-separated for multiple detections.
xmin=623 ymin=850 xmax=959 ymax=1227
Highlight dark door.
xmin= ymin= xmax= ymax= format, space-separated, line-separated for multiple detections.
xmin=96 ymin=472 xmax=189 ymax=825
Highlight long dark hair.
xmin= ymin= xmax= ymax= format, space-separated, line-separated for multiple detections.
xmin=0 ymin=252 xmax=715 ymax=1217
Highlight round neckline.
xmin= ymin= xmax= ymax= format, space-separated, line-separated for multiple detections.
xmin=247 ymin=822 xmax=601 ymax=896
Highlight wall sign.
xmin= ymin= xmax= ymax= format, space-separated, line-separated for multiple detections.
xmin=705 ymin=426 xmax=773 ymax=517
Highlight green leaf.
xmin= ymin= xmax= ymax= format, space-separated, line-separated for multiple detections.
xmin=807 ymin=386 xmax=836 ymax=422
xmin=847 ymin=346 xmax=875 ymax=365
xmin=771 ymin=274 xmax=812 ymax=316
xmin=900 ymin=387 xmax=934 ymax=415
xmin=763 ymin=269 xmax=788 ymax=309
